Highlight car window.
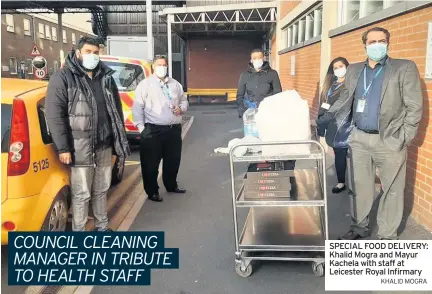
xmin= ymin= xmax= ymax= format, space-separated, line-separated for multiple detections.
xmin=103 ymin=61 xmax=145 ymax=91
xmin=37 ymin=98 xmax=53 ymax=145
xmin=1 ymin=104 xmax=12 ymax=153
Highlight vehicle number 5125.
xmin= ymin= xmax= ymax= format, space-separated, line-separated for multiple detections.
xmin=33 ymin=159 xmax=49 ymax=172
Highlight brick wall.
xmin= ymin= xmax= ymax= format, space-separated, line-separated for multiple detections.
xmin=331 ymin=7 xmax=432 ymax=230
xmin=187 ymin=37 xmax=260 ymax=89
xmin=1 ymin=14 xmax=92 ymax=79
xmin=278 ymin=1 xmax=322 ymax=118
xmin=279 ymin=43 xmax=322 ymax=118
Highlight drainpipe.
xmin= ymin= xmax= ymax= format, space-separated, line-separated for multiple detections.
xmin=57 ymin=8 xmax=65 ymax=64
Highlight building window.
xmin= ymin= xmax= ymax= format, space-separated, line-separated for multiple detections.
xmin=62 ymin=29 xmax=67 ymax=43
xmin=52 ymin=27 xmax=57 ymax=41
xmin=6 ymin=14 xmax=15 ymax=33
xmin=23 ymin=19 xmax=31 ymax=36
xmin=339 ymin=0 xmax=404 ymax=26
xmin=9 ymin=58 xmax=18 ymax=75
xmin=282 ymin=3 xmax=322 ymax=50
xmin=27 ymin=59 xmax=34 ymax=74
xmin=72 ymin=33 xmax=76 ymax=45
xmin=45 ymin=25 xmax=51 ymax=40
xmin=38 ymin=23 xmax=45 ymax=38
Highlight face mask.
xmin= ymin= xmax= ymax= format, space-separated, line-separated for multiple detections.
xmin=81 ymin=53 xmax=100 ymax=70
xmin=366 ymin=43 xmax=387 ymax=62
xmin=334 ymin=67 xmax=346 ymax=79
xmin=155 ymin=66 xmax=167 ymax=78
xmin=252 ymin=59 xmax=263 ymax=70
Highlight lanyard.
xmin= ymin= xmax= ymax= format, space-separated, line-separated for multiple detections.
xmin=328 ymin=82 xmax=342 ymax=97
xmin=160 ymin=83 xmax=173 ymax=101
xmin=362 ymin=66 xmax=383 ymax=99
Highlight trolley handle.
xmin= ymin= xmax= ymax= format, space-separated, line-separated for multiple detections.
xmin=228 ymin=139 xmax=326 ymax=158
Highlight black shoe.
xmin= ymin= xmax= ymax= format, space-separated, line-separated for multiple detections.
xmin=148 ymin=193 xmax=163 ymax=202
xmin=167 ymin=188 xmax=186 ymax=194
xmin=94 ymin=228 xmax=113 ymax=232
xmin=338 ymin=230 xmax=363 ymax=240
xmin=332 ymin=185 xmax=346 ymax=194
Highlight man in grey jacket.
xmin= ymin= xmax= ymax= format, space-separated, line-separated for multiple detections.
xmin=319 ymin=27 xmax=423 ymax=240
xmin=132 ymin=55 xmax=188 ymax=202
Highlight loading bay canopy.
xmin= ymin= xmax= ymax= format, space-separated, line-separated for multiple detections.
xmin=159 ymin=1 xmax=277 ymax=77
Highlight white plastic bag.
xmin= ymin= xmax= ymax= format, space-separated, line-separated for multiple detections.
xmin=255 ymin=90 xmax=311 ymax=156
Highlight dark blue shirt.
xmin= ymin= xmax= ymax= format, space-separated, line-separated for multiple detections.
xmin=353 ymin=57 xmax=387 ymax=132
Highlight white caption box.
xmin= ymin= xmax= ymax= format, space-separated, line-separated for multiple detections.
xmin=325 ymin=241 xmax=432 ymax=291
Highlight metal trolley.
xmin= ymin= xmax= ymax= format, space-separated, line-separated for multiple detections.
xmin=228 ymin=137 xmax=328 ymax=278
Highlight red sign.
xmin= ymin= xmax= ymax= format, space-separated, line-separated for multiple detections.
xmin=30 ymin=45 xmax=41 ymax=56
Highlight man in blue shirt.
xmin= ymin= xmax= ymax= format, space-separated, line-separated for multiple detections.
xmin=319 ymin=27 xmax=423 ymax=240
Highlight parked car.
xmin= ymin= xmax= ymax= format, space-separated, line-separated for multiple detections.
xmin=100 ymin=55 xmax=152 ymax=144
xmin=1 ymin=78 xmax=124 ymax=244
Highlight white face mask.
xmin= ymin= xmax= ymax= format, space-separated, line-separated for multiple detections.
xmin=154 ymin=65 xmax=167 ymax=78
xmin=334 ymin=67 xmax=347 ymax=79
xmin=252 ymin=59 xmax=263 ymax=70
xmin=81 ymin=53 xmax=100 ymax=70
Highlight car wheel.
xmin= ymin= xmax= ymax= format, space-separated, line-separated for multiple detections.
xmin=41 ymin=190 xmax=68 ymax=232
xmin=111 ymin=156 xmax=125 ymax=186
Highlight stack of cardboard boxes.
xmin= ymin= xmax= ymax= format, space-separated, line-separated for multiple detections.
xmin=243 ymin=162 xmax=294 ymax=199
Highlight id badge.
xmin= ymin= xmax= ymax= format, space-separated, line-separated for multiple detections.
xmin=356 ymin=99 xmax=366 ymax=113
xmin=321 ymin=103 xmax=331 ymax=110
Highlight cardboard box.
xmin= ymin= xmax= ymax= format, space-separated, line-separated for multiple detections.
xmin=244 ymin=181 xmax=291 ymax=192
xmin=244 ymin=190 xmax=291 ymax=199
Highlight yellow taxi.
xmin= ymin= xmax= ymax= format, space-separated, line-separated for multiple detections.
xmin=1 ymin=78 xmax=125 ymax=245
xmin=100 ymin=55 xmax=152 ymax=143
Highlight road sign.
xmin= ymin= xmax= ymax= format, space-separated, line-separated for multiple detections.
xmin=35 ymin=68 xmax=46 ymax=79
xmin=30 ymin=45 xmax=41 ymax=56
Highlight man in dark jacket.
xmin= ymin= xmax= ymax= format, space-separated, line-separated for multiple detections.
xmin=236 ymin=48 xmax=282 ymax=117
xmin=45 ymin=36 xmax=131 ymax=232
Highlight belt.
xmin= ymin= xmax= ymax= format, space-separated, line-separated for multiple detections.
xmin=357 ymin=128 xmax=379 ymax=134
xmin=145 ymin=123 xmax=181 ymax=129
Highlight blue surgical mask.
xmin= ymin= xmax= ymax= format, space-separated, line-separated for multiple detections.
xmin=81 ymin=54 xmax=100 ymax=70
xmin=366 ymin=43 xmax=387 ymax=62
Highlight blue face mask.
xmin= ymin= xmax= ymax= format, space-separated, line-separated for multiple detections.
xmin=81 ymin=53 xmax=100 ymax=70
xmin=366 ymin=43 xmax=387 ymax=62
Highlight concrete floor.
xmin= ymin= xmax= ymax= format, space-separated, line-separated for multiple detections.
xmin=91 ymin=105 xmax=432 ymax=294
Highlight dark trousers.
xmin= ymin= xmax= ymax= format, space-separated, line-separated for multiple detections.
xmin=139 ymin=123 xmax=182 ymax=196
xmin=334 ymin=147 xmax=348 ymax=184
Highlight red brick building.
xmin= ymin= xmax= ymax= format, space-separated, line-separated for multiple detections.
xmin=1 ymin=13 xmax=95 ymax=79
xmin=273 ymin=0 xmax=432 ymax=231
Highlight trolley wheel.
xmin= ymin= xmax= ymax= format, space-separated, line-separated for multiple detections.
xmin=235 ymin=263 xmax=252 ymax=278
xmin=312 ymin=262 xmax=324 ymax=277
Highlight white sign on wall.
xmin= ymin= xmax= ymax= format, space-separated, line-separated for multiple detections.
xmin=290 ymin=55 xmax=296 ymax=76
xmin=425 ymin=22 xmax=432 ymax=80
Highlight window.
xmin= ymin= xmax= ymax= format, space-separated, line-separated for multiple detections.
xmin=53 ymin=60 xmax=59 ymax=72
xmin=80 ymin=35 xmax=83 ymax=40
xmin=62 ymin=29 xmax=67 ymax=43
xmin=6 ymin=14 xmax=14 ymax=32
xmin=37 ymin=99 xmax=53 ymax=145
xmin=103 ymin=61 xmax=145 ymax=91
xmin=23 ymin=19 xmax=31 ymax=36
xmin=72 ymin=33 xmax=76 ymax=45
xmin=339 ymin=0 xmax=404 ymax=26
xmin=1 ymin=104 xmax=13 ymax=153
xmin=26 ymin=59 xmax=33 ymax=74
xmin=52 ymin=27 xmax=57 ymax=41
xmin=38 ymin=23 xmax=45 ymax=38
xmin=9 ymin=58 xmax=18 ymax=75
xmin=45 ymin=25 xmax=51 ymax=40
xmin=281 ymin=3 xmax=322 ymax=50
